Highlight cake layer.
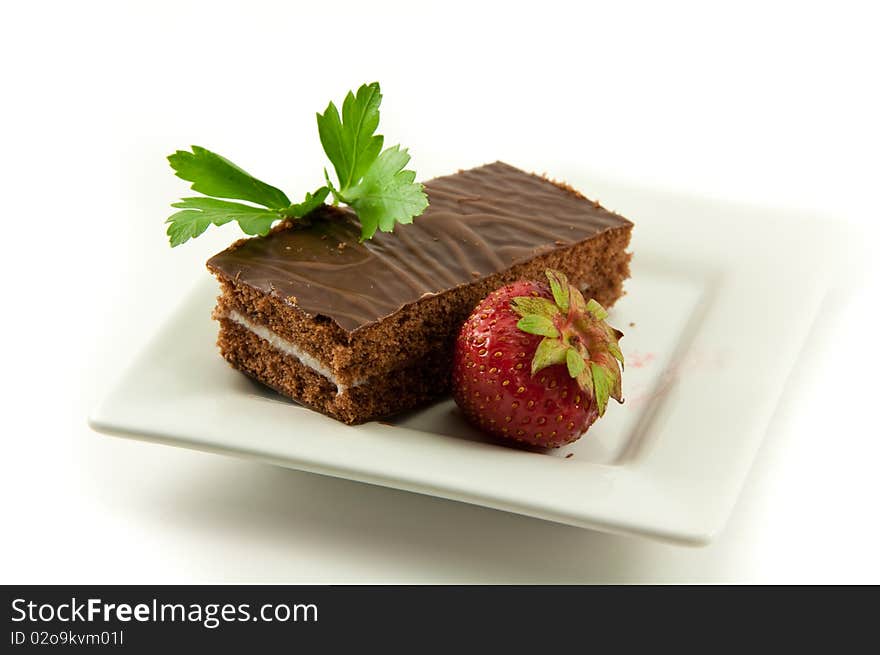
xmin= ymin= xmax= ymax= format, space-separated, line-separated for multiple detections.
xmin=212 ymin=226 xmax=631 ymax=386
xmin=217 ymin=318 xmax=451 ymax=424
xmin=221 ymin=308 xmax=353 ymax=389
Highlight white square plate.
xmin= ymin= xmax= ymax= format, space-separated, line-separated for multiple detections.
xmin=89 ymin=180 xmax=831 ymax=544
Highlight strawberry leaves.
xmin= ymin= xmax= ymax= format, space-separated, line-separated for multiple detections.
xmin=512 ymin=269 xmax=625 ymax=416
xmin=586 ymin=298 xmax=608 ymax=321
xmin=516 ymin=314 xmax=559 ymax=338
xmin=511 ymin=296 xmax=560 ymax=319
xmin=566 ymin=348 xmax=586 ymax=378
xmin=530 ymin=338 xmax=570 ymax=375
xmin=546 ymin=269 xmax=571 ymax=312
xmin=590 ymin=363 xmax=614 ymax=416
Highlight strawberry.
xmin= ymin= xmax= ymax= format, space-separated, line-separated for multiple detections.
xmin=451 ymin=269 xmax=624 ymax=447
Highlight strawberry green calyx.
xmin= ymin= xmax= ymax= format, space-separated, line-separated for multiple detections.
xmin=511 ymin=269 xmax=625 ymax=416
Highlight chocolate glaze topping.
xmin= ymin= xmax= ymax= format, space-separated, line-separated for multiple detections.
xmin=207 ymin=162 xmax=632 ymax=332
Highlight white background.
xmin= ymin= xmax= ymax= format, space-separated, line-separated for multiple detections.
xmin=1 ymin=1 xmax=878 ymax=582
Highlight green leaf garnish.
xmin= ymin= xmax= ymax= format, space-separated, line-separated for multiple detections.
xmin=168 ymin=147 xmax=290 ymax=209
xmin=319 ymin=85 xmax=427 ymax=239
xmin=342 ymin=146 xmax=429 ymax=238
xmin=317 ymin=83 xmax=384 ymax=191
xmin=288 ymin=187 xmax=331 ymax=218
xmin=166 ymin=197 xmax=281 ymax=247
xmin=166 ymin=82 xmax=427 ymax=246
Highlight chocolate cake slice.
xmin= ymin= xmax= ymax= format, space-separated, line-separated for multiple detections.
xmin=207 ymin=161 xmax=633 ymax=424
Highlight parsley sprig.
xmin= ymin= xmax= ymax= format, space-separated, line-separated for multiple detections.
xmin=166 ymin=82 xmax=428 ymax=246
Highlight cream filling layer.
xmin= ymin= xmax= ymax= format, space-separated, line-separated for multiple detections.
xmin=224 ymin=310 xmax=363 ymax=393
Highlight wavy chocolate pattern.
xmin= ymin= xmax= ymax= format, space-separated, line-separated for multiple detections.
xmin=207 ymin=162 xmax=632 ymax=332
